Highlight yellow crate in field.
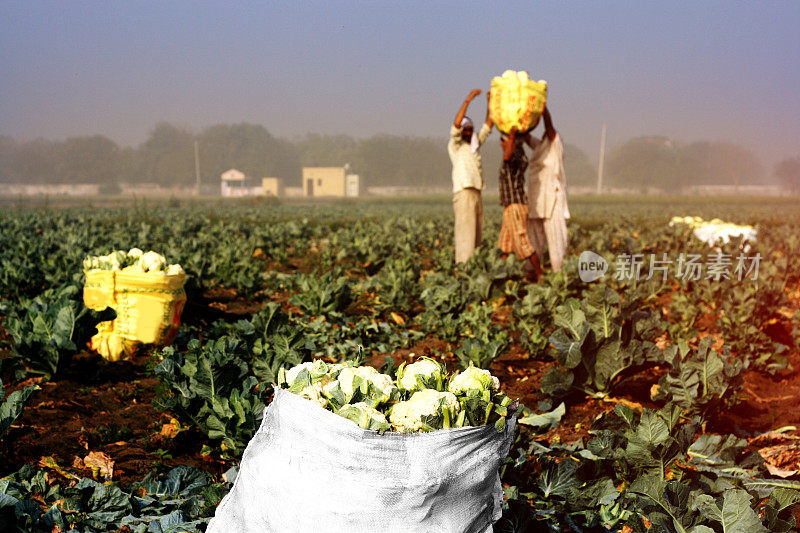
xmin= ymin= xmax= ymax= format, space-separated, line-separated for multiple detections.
xmin=83 ymin=269 xmax=187 ymax=361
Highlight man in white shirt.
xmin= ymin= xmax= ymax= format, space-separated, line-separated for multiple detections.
xmin=526 ymin=107 xmax=570 ymax=272
xmin=448 ymin=89 xmax=493 ymax=264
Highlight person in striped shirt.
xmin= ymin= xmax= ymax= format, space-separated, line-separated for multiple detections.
xmin=497 ymin=125 xmax=542 ymax=281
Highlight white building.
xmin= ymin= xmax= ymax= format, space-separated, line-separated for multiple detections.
xmin=220 ymin=169 xmax=262 ymax=197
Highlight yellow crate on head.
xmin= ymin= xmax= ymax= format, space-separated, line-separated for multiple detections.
xmin=83 ymin=270 xmax=187 ymax=361
xmin=489 ymin=70 xmax=547 ymax=134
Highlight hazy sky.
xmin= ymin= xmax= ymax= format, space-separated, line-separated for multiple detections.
xmin=1 ymin=1 xmax=798 ymax=168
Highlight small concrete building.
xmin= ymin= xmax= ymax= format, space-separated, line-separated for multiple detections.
xmin=221 ymin=169 xmax=262 ymax=197
xmin=302 ymin=166 xmax=359 ymax=197
xmin=221 ymin=169 xmax=247 ymax=197
xmin=345 ymin=173 xmax=360 ymax=197
xmin=262 ymin=177 xmax=283 ymax=196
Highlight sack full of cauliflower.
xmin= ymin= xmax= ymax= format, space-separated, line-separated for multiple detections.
xmin=209 ymin=358 xmax=518 ymax=532
xmin=489 ymin=70 xmax=548 ymax=134
xmin=82 ymin=248 xmax=187 ymax=361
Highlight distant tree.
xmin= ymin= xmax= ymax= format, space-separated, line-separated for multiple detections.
xmin=58 ymin=135 xmax=121 ymax=183
xmin=6 ymin=138 xmax=60 ymax=184
xmin=296 ymin=134 xmax=360 ymax=168
xmin=684 ymin=141 xmax=763 ymax=187
xmin=135 ymin=122 xmax=195 ymax=185
xmin=117 ymin=146 xmax=138 ymax=183
xmin=606 ymin=137 xmax=762 ymax=191
xmin=198 ymin=123 xmax=300 ymax=186
xmin=606 ymin=136 xmax=681 ymax=190
xmin=775 ymin=157 xmax=800 ymax=192
xmin=356 ymin=135 xmax=450 ymax=188
xmin=0 ymin=135 xmax=15 ymax=182
xmin=563 ymin=143 xmax=596 ymax=187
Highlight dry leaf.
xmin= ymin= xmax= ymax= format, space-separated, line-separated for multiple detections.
xmin=765 ymin=463 xmax=798 ymax=478
xmin=758 ymin=442 xmax=800 ymax=479
xmin=38 ymin=456 xmax=80 ymax=480
xmin=650 ymin=383 xmax=661 ymax=399
xmin=602 ymin=397 xmax=643 ymax=411
xmin=83 ymin=451 xmax=115 ymax=481
xmin=655 ymin=333 xmax=668 ymax=350
xmin=390 ymin=312 xmax=405 ymax=326
xmin=160 ymin=418 xmax=183 ymax=439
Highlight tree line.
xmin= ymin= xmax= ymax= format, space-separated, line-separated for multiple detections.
xmin=0 ymin=122 xmax=797 ymax=191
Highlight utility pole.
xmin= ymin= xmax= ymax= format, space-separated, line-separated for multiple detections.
xmin=194 ymin=140 xmax=201 ymax=196
xmin=597 ymin=123 xmax=607 ymax=194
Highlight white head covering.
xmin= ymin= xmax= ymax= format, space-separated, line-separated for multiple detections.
xmin=460 ymin=117 xmax=480 ymax=154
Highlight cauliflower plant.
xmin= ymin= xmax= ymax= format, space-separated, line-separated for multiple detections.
xmin=127 ymin=248 xmax=144 ymax=260
xmin=448 ymin=364 xmax=500 ymax=395
xmin=282 ymin=359 xmax=332 ymax=387
xmin=337 ymin=402 xmax=390 ymax=432
xmin=297 ymin=375 xmax=334 ymax=408
xmin=280 ymin=360 xmax=342 ymax=409
xmin=83 ymin=248 xmax=184 ymax=276
xmin=165 ymin=264 xmax=185 ymax=276
xmin=139 ymin=251 xmax=166 ymax=273
xmin=396 ymin=357 xmax=444 ymax=393
xmin=329 ymin=366 xmax=396 ymax=407
xmin=389 ymin=389 xmax=460 ymax=433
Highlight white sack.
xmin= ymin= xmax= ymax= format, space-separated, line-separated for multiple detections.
xmin=208 ymin=388 xmax=517 ymax=533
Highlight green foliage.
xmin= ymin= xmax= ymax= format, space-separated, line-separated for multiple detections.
xmin=362 ymin=254 xmax=422 ymax=309
xmin=504 ymin=404 xmax=800 ymax=532
xmin=2 ymin=282 xmax=113 ymax=379
xmin=154 ymin=338 xmax=265 ymax=460
xmin=512 ymin=267 xmax=584 ymax=357
xmin=0 ymin=465 xmax=226 ymax=531
xmin=208 ymin=303 xmax=314 ymax=382
xmin=153 ymin=305 xmax=321 ymax=458
xmin=593 ymin=404 xmax=695 ymax=482
xmin=301 ymin=315 xmax=421 ymax=360
xmin=652 ymin=338 xmax=744 ymax=417
xmin=455 ymin=337 xmax=507 ymax=370
xmin=289 ymin=271 xmax=353 ymax=317
xmin=541 ymin=285 xmax=664 ymax=398
xmin=0 ymin=379 xmax=38 ymax=440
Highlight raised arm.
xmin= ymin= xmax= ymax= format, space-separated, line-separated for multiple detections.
xmin=453 ymin=89 xmax=482 ymax=128
xmin=542 ymin=106 xmax=557 ymax=141
xmin=484 ymin=90 xmax=494 ymax=130
xmin=501 ymin=127 xmax=518 ymax=162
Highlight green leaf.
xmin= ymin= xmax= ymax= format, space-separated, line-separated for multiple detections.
xmin=541 ymin=367 xmax=574 ymax=397
xmin=537 ymin=459 xmax=579 ymax=499
xmin=0 ymin=382 xmax=38 ymax=438
xmin=517 ymin=402 xmax=565 ymax=429
xmin=699 ymin=489 xmax=768 ymax=533
xmin=549 ymin=328 xmax=586 ymax=369
xmin=582 ymin=285 xmax=620 ymax=339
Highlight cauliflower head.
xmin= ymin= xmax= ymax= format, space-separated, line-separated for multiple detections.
xmin=323 ymin=365 xmax=396 ymax=408
xmin=397 ymin=358 xmax=444 ymax=393
xmin=297 ymin=375 xmax=334 ymax=408
xmin=338 ymin=402 xmax=390 ymax=432
xmin=283 ymin=359 xmax=332 ymax=387
xmin=389 ymin=389 xmax=459 ymax=433
xmin=139 ymin=251 xmax=166 ymax=273
xmin=448 ymin=364 xmax=500 ymax=395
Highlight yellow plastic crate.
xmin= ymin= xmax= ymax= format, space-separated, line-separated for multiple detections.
xmin=84 ymin=269 xmax=187 ymax=361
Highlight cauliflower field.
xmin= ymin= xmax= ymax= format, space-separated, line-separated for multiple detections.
xmin=1 ymin=195 xmax=800 ymax=531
